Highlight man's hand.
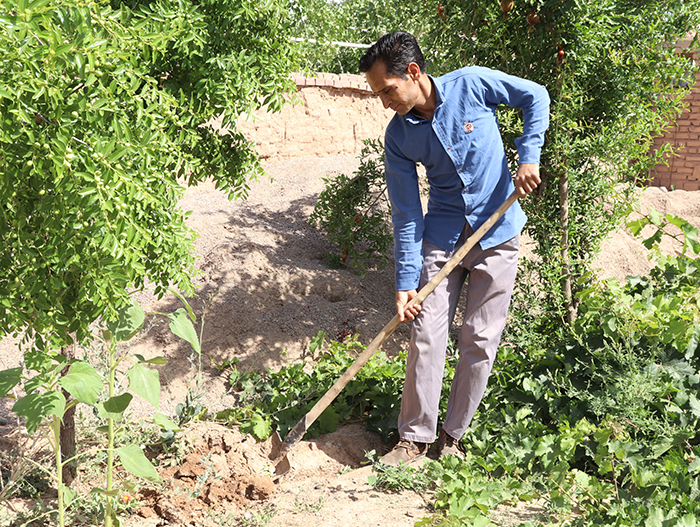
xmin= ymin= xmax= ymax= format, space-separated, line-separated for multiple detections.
xmin=396 ymin=289 xmax=421 ymax=323
xmin=514 ymin=163 xmax=541 ymax=196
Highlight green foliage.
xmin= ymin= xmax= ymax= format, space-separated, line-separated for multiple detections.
xmin=0 ymin=463 xmax=51 ymax=500
xmin=421 ymin=0 xmax=700 ymax=320
xmin=453 ymin=253 xmax=700 ymax=525
xmin=0 ymin=0 xmax=298 ymax=351
xmin=628 ymin=207 xmax=700 ymax=257
xmin=365 ymin=450 xmax=433 ymax=492
xmin=174 ymin=390 xmax=208 ymax=428
xmin=223 ymin=244 xmax=700 ymax=526
xmin=421 ymin=452 xmax=537 ymax=526
xmin=310 ymin=139 xmax=393 ymax=273
xmin=219 ymin=332 xmax=406 ymax=441
xmin=0 ymin=2 xmax=296 ymax=522
xmin=289 ymin=0 xmax=433 ymax=74
xmin=0 ymin=297 xmax=204 ymax=526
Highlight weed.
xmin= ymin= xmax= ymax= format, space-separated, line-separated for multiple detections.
xmin=191 ymin=453 xmax=221 ymax=499
xmin=218 ymin=332 xmax=406 ymax=441
xmin=1 ymin=504 xmax=55 ymax=527
xmin=236 ymin=505 xmax=276 ymax=527
xmin=213 ymin=357 xmax=240 ymax=373
xmin=175 ymin=390 xmax=208 ymax=427
xmin=365 ymin=450 xmax=432 ymax=493
xmin=293 ymin=494 xmax=325 ymax=514
xmin=0 ymin=437 xmax=49 ymax=503
xmin=322 ymin=252 xmax=345 ymax=269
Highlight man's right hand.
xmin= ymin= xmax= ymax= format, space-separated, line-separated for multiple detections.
xmin=396 ymin=289 xmax=421 ymax=323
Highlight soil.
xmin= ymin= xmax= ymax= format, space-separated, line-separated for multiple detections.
xmin=1 ymin=154 xmax=699 ymax=527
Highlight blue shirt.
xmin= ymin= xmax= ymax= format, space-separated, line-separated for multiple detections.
xmin=383 ymin=66 xmax=550 ymax=290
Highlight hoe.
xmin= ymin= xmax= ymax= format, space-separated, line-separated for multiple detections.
xmin=270 ymin=191 xmax=519 ymax=476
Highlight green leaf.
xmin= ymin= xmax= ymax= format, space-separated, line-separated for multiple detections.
xmin=167 ymin=308 xmax=200 ymax=353
xmin=642 ymin=230 xmax=663 ymax=250
xmin=166 ymin=288 xmax=196 ymax=323
xmin=473 ymin=515 xmax=493 ymax=527
xmin=650 ymin=436 xmax=675 ymax=459
xmin=0 ymin=368 xmax=23 ymax=397
xmin=97 ymin=393 xmax=133 ymax=421
xmin=58 ymin=362 xmax=103 ymax=405
xmin=627 ymin=218 xmax=646 ymax=236
xmin=115 ymin=444 xmax=162 ymax=482
xmin=153 ymin=412 xmax=181 ymax=431
xmin=689 ymin=456 xmax=700 ymax=476
xmin=686 ymin=325 xmax=700 ymax=360
xmin=106 ymin=299 xmax=145 ymax=342
xmin=646 ymin=507 xmax=666 ymax=527
xmin=317 ymin=406 xmax=339 ymax=434
xmin=688 ymin=394 xmax=700 ymax=418
xmin=688 ymin=237 xmax=700 ymax=255
xmin=27 ymin=0 xmax=52 ymax=10
xmin=13 ymin=391 xmax=66 ymax=434
xmin=676 ymin=514 xmax=698 ymax=527
xmin=127 ymin=363 xmax=160 ymax=408
xmin=648 ymin=207 xmax=662 ymax=226
xmin=25 ymin=350 xmax=53 ymax=373
xmin=135 ymin=354 xmax=167 ymax=365
xmin=240 ymin=412 xmax=271 ymax=440
xmin=89 ymin=487 xmax=121 ymax=497
xmin=62 ymin=485 xmax=78 ymax=507
xmin=309 ymin=331 xmax=325 ymax=355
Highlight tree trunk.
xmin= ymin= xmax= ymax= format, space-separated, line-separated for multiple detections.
xmin=60 ymin=342 xmax=77 ymax=485
xmin=559 ymin=172 xmax=576 ymax=323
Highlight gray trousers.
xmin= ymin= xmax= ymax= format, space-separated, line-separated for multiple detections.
xmin=398 ymin=224 xmax=520 ymax=444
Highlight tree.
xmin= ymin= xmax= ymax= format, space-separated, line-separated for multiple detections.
xmin=289 ymin=0 xmax=435 ymax=73
xmin=0 ymin=0 xmax=298 ymax=512
xmin=420 ymin=0 xmax=700 ymax=326
xmin=0 ymin=0 xmax=297 ymax=349
xmin=303 ymin=0 xmax=699 ymax=328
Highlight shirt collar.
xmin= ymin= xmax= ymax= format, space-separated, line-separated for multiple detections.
xmin=404 ymin=75 xmax=442 ymax=124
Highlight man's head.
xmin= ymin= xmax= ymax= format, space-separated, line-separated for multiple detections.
xmin=359 ymin=31 xmax=432 ymax=117
xmin=358 ymin=31 xmax=426 ymax=78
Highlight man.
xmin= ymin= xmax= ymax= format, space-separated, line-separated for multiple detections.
xmin=358 ymin=31 xmax=549 ymax=464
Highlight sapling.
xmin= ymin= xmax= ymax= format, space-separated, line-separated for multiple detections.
xmin=0 ymin=296 xmax=200 ymax=526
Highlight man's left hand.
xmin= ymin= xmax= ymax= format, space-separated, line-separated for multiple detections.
xmin=514 ymin=163 xmax=541 ymax=196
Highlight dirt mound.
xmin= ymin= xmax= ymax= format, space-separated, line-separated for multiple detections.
xmin=132 ymin=423 xmax=275 ymax=524
xmin=123 ymin=421 xmax=423 ymax=527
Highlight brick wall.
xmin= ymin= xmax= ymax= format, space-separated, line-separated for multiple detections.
xmin=236 ymin=73 xmax=393 ymax=159
xmin=649 ymin=48 xmax=700 ymax=191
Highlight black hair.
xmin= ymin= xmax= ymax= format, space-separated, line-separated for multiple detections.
xmin=358 ymin=31 xmax=426 ymax=78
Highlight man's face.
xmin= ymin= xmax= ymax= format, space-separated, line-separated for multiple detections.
xmin=365 ymin=60 xmax=420 ymax=116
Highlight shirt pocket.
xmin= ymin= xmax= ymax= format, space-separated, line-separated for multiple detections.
xmin=454 ymin=107 xmax=501 ymax=181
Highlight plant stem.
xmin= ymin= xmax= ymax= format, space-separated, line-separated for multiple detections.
xmin=105 ymin=338 xmax=116 ymax=527
xmin=559 ymin=171 xmax=576 ymax=323
xmin=52 ymin=417 xmax=65 ymax=527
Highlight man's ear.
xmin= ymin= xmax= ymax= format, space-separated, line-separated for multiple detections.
xmin=406 ymin=62 xmax=422 ymax=81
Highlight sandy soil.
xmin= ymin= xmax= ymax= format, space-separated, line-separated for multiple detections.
xmin=1 ymin=154 xmax=699 ymax=526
